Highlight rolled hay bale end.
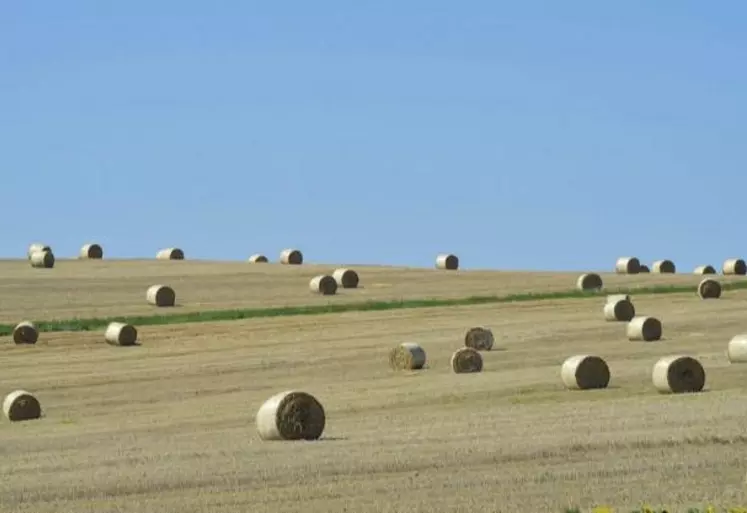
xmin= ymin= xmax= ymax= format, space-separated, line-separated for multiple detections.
xmin=146 ymin=284 xmax=176 ymax=307
xmin=727 ymin=334 xmax=747 ymax=363
xmin=332 ymin=268 xmax=359 ymax=289
xmin=12 ymin=321 xmax=38 ymax=345
xmin=156 ymin=248 xmax=184 ymax=260
xmin=615 ymin=257 xmax=641 ymax=274
xmin=464 ymin=327 xmax=494 ymax=351
xmin=255 ymin=391 xmax=325 ymax=441
xmin=561 ymin=355 xmax=611 ymax=390
xmin=435 ymin=253 xmax=459 ymax=270
xmin=309 ymin=275 xmax=337 ymax=295
xmin=248 ymin=254 xmax=268 ymax=263
xmin=698 ymin=278 xmax=722 ymax=299
xmin=105 ymin=322 xmax=138 ymax=346
xmin=626 ymin=316 xmax=662 ymax=342
xmin=652 ymin=355 xmax=705 ymax=394
xmin=603 ymin=299 xmax=635 ymax=322
xmin=389 ymin=342 xmax=426 ymax=370
xmin=280 ymin=248 xmax=303 ymax=265
xmin=652 ymin=259 xmax=676 ymax=274
xmin=723 ymin=258 xmax=747 ymax=275
xmin=79 ymin=243 xmax=103 ymax=259
xmin=576 ymin=272 xmax=603 ymax=292
xmin=29 ymin=250 xmax=54 ymax=269
xmin=606 ymin=294 xmax=631 ymax=303
xmin=639 ymin=264 xmax=650 ymax=273
xmin=3 ymin=390 xmax=41 ymax=422
xmin=693 ymin=265 xmax=716 ymax=275
xmin=450 ymin=347 xmax=483 ymax=374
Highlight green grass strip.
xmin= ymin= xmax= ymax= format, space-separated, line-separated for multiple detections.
xmin=2 ymin=280 xmax=747 ymax=336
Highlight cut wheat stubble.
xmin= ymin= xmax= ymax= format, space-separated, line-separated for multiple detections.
xmin=280 ymin=249 xmax=303 ymax=265
xmin=615 ymin=257 xmax=641 ymax=274
xmin=256 ymin=391 xmax=326 ymax=441
xmin=105 ymin=322 xmax=138 ymax=346
xmin=146 ymin=284 xmax=176 ymax=307
xmin=603 ymin=299 xmax=635 ymax=322
xmin=79 ymin=243 xmax=103 ymax=259
xmin=309 ymin=275 xmax=337 ymax=295
xmin=451 ymin=347 xmax=483 ymax=374
xmin=723 ymin=258 xmax=747 ymax=275
xmin=576 ymin=273 xmax=603 ymax=292
xmin=627 ymin=316 xmax=662 ymax=342
xmin=389 ymin=342 xmax=426 ymax=370
xmin=156 ymin=248 xmax=184 ymax=260
xmin=693 ymin=265 xmax=716 ymax=275
xmin=248 ymin=254 xmax=268 ymax=263
xmin=726 ymin=334 xmax=747 ymax=363
xmin=332 ymin=268 xmax=359 ymax=289
xmin=12 ymin=321 xmax=38 ymax=345
xmin=3 ymin=390 xmax=41 ymax=422
xmin=698 ymin=278 xmax=721 ymax=299
xmin=561 ymin=355 xmax=610 ymax=390
xmin=435 ymin=254 xmax=459 ymax=270
xmin=29 ymin=250 xmax=54 ymax=269
xmin=464 ymin=327 xmax=494 ymax=351
xmin=652 ymin=355 xmax=705 ymax=394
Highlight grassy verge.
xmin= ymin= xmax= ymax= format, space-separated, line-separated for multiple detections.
xmin=2 ymin=280 xmax=747 ymax=336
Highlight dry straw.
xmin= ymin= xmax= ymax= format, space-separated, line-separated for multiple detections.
xmin=723 ymin=258 xmax=747 ymax=275
xmin=693 ymin=265 xmax=716 ymax=275
xmin=435 ymin=253 xmax=459 ymax=270
xmin=576 ymin=272 xmax=603 ymax=291
xmin=29 ymin=250 xmax=55 ymax=268
xmin=156 ymin=248 xmax=184 ymax=260
xmin=248 ymin=254 xmax=268 ymax=263
xmin=309 ymin=275 xmax=337 ymax=295
xmin=105 ymin=322 xmax=138 ymax=346
xmin=464 ymin=327 xmax=494 ymax=351
xmin=3 ymin=390 xmax=41 ymax=422
xmin=280 ymin=249 xmax=303 ymax=265
xmin=652 ymin=355 xmax=705 ymax=394
xmin=697 ymin=278 xmax=721 ymax=299
xmin=332 ymin=268 xmax=359 ymax=288
xmin=450 ymin=347 xmax=483 ymax=373
xmin=626 ymin=316 xmax=662 ymax=342
xmin=12 ymin=321 xmax=38 ymax=345
xmin=255 ymin=391 xmax=326 ymax=441
xmin=652 ymin=259 xmax=676 ymax=274
xmin=79 ymin=243 xmax=103 ymax=259
xmin=727 ymin=334 xmax=747 ymax=363
xmin=146 ymin=284 xmax=176 ymax=307
xmin=389 ymin=342 xmax=426 ymax=370
xmin=27 ymin=243 xmax=51 ymax=260
xmin=615 ymin=257 xmax=640 ymax=274
xmin=639 ymin=264 xmax=650 ymax=273
xmin=561 ymin=355 xmax=611 ymax=390
xmin=603 ymin=299 xmax=635 ymax=322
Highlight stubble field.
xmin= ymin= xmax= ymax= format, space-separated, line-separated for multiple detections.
xmin=1 ymin=259 xmax=746 ymax=512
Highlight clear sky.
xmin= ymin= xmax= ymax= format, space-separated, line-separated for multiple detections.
xmin=2 ymin=1 xmax=745 ymax=271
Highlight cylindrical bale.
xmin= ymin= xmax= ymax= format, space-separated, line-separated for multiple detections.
xmin=332 ymin=268 xmax=359 ymax=288
xmin=464 ymin=327 xmax=494 ymax=351
xmin=248 ymin=254 xmax=268 ymax=263
xmin=450 ymin=347 xmax=483 ymax=374
xmin=389 ymin=342 xmax=426 ymax=370
xmin=693 ymin=265 xmax=716 ymax=275
xmin=2 ymin=390 xmax=41 ymax=422
xmin=615 ymin=257 xmax=640 ymax=274
xmin=626 ymin=316 xmax=662 ymax=342
xmin=727 ymin=334 xmax=747 ymax=363
xmin=279 ymin=249 xmax=303 ymax=265
xmin=12 ymin=321 xmax=38 ymax=345
xmin=105 ymin=322 xmax=138 ymax=346
xmin=606 ymin=294 xmax=631 ymax=303
xmin=652 ymin=355 xmax=705 ymax=394
xmin=29 ymin=250 xmax=55 ymax=268
xmin=603 ymin=299 xmax=635 ymax=322
xmin=576 ymin=273 xmax=603 ymax=291
xmin=255 ymin=391 xmax=326 ymax=441
xmin=79 ymin=243 xmax=103 ymax=259
xmin=652 ymin=259 xmax=676 ymax=274
xmin=723 ymin=258 xmax=747 ymax=275
xmin=435 ymin=253 xmax=459 ymax=270
xmin=309 ymin=275 xmax=337 ymax=295
xmin=561 ymin=355 xmax=611 ymax=390
xmin=639 ymin=264 xmax=650 ymax=273
xmin=27 ymin=243 xmax=51 ymax=259
xmin=156 ymin=248 xmax=184 ymax=260
xmin=146 ymin=284 xmax=176 ymax=307
xmin=698 ymin=278 xmax=721 ymax=300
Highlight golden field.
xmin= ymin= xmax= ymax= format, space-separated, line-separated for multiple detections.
xmin=1 ymin=259 xmax=747 ymax=512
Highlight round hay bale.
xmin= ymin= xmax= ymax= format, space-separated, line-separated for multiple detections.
xmin=639 ymin=264 xmax=650 ymax=273
xmin=698 ymin=278 xmax=721 ymax=299
xmin=603 ymin=299 xmax=635 ymax=322
xmin=450 ymin=347 xmax=483 ymax=374
xmin=29 ymin=250 xmax=54 ymax=268
xmin=693 ymin=265 xmax=716 ymax=275
xmin=12 ymin=321 xmax=38 ymax=345
xmin=576 ymin=272 xmax=603 ymax=291
xmin=652 ymin=355 xmax=705 ymax=394
xmin=27 ymin=243 xmax=51 ymax=260
xmin=3 ymin=390 xmax=41 ymax=422
xmin=626 ymin=316 xmax=662 ymax=342
xmin=309 ymin=275 xmax=337 ymax=295
xmin=560 ymin=355 xmax=610 ymax=390
xmin=255 ymin=390 xmax=325 ymax=441
xmin=723 ymin=258 xmax=747 ymax=275
xmin=105 ymin=322 xmax=138 ymax=346
xmin=435 ymin=253 xmax=459 ymax=270
xmin=332 ymin=268 xmax=359 ymax=288
xmin=727 ymin=334 xmax=747 ymax=363
xmin=248 ymin=254 xmax=268 ymax=263
xmin=615 ymin=257 xmax=640 ymax=274
xmin=464 ymin=327 xmax=494 ymax=351
xmin=146 ymin=284 xmax=176 ymax=307
xmin=156 ymin=248 xmax=184 ymax=260
xmin=606 ymin=294 xmax=631 ymax=303
xmin=389 ymin=342 xmax=426 ymax=370
xmin=79 ymin=243 xmax=103 ymax=259
xmin=652 ymin=259 xmax=676 ymax=274
xmin=280 ymin=249 xmax=303 ymax=265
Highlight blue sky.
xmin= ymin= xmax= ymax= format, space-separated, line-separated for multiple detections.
xmin=2 ymin=1 xmax=745 ymax=271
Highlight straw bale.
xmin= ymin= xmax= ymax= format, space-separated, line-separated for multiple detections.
xmin=156 ymin=248 xmax=184 ymax=260
xmin=464 ymin=327 xmax=494 ymax=351
xmin=697 ymin=278 xmax=721 ymax=299
xmin=256 ymin=391 xmax=325 ymax=441
xmin=105 ymin=322 xmax=138 ymax=346
xmin=12 ymin=321 xmax=38 ymax=345
xmin=332 ymin=268 xmax=359 ymax=288
xmin=723 ymin=258 xmax=747 ymax=275
xmin=603 ymin=299 xmax=635 ymax=322
xmin=652 ymin=355 xmax=705 ymax=394
xmin=29 ymin=250 xmax=54 ymax=268
xmin=615 ymin=257 xmax=640 ymax=274
xmin=280 ymin=249 xmax=303 ymax=265
xmin=450 ymin=347 xmax=483 ymax=373
xmin=3 ymin=390 xmax=41 ymax=422
xmin=435 ymin=254 xmax=459 ymax=270
xmin=652 ymin=259 xmax=676 ymax=273
xmin=626 ymin=316 xmax=662 ymax=342
xmin=576 ymin=273 xmax=603 ymax=291
xmin=79 ymin=243 xmax=103 ymax=259
xmin=561 ymin=355 xmax=610 ymax=390
xmin=309 ymin=275 xmax=337 ymax=295
xmin=389 ymin=342 xmax=426 ymax=370
xmin=146 ymin=284 xmax=176 ymax=307
xmin=248 ymin=254 xmax=268 ymax=263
